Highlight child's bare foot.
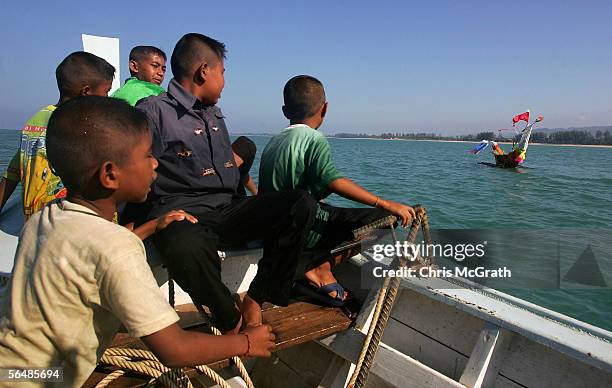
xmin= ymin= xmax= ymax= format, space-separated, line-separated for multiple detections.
xmin=241 ymin=294 xmax=263 ymax=328
xmin=303 ymin=262 xmax=348 ymax=301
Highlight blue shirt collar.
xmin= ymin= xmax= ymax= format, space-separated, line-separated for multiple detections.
xmin=167 ymin=78 xmax=199 ymax=111
xmin=167 ymin=78 xmax=223 ymax=118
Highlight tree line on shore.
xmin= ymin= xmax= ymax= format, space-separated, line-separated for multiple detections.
xmin=333 ymin=129 xmax=612 ymax=145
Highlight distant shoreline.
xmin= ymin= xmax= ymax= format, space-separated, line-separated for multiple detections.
xmin=327 ymin=137 xmax=612 ymax=148
xmin=3 ymin=129 xmax=610 ymax=148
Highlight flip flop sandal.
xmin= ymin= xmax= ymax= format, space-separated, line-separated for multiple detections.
xmin=292 ymin=278 xmax=347 ymax=307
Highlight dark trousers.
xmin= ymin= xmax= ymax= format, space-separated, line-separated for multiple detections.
xmin=305 ymin=204 xmax=391 ymax=268
xmin=154 ymin=190 xmax=316 ymax=330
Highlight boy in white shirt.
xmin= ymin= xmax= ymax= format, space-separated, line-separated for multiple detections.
xmin=0 ymin=96 xmax=275 ymax=387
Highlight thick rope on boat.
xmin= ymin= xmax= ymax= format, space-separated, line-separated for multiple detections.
xmin=94 ymin=369 xmax=125 ymax=388
xmin=99 ymin=347 xmax=190 ymax=387
xmin=194 ymin=365 xmax=232 ymax=388
xmin=104 ymin=347 xmax=158 ymax=360
xmin=189 ymin=296 xmax=255 ymax=388
xmin=351 ymin=215 xmax=397 ymax=240
xmin=209 ymin=326 xmax=255 ymax=388
xmin=103 ymin=347 xmax=189 ymax=383
xmin=98 ymin=353 xmax=189 ymax=388
xmin=347 ymin=205 xmax=432 ymax=388
xmin=97 ymin=344 xmax=238 ymax=388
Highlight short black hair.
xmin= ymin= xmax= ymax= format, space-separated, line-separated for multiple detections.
xmin=129 ymin=45 xmax=167 ymax=62
xmin=47 ymin=96 xmax=149 ymax=193
xmin=171 ymin=33 xmax=226 ymax=80
xmin=283 ymin=75 xmax=326 ymax=121
xmin=55 ymin=52 xmax=115 ymax=98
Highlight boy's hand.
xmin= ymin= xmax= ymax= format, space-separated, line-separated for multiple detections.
xmin=156 ymin=210 xmax=198 ymax=232
xmin=379 ymin=200 xmax=416 ymax=227
xmin=243 ymin=324 xmax=276 ymax=357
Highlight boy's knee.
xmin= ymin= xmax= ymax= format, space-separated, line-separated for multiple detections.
xmin=291 ymin=188 xmax=316 ymax=206
xmin=155 ymin=224 xmax=219 ymax=262
xmin=171 ymin=240 xmax=215 ymax=261
xmin=290 ymin=189 xmax=317 ymax=217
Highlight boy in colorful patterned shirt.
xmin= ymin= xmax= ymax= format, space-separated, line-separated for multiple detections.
xmin=0 ymin=52 xmax=115 ymax=219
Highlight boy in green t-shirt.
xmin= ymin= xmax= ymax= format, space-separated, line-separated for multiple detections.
xmin=111 ymin=45 xmax=167 ymax=106
xmin=0 ymin=52 xmax=115 ymax=219
xmin=259 ymin=75 xmax=416 ymax=306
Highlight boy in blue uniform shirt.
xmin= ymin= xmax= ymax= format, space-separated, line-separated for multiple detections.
xmin=259 ymin=75 xmax=416 ymax=305
xmin=137 ymin=34 xmax=339 ymax=333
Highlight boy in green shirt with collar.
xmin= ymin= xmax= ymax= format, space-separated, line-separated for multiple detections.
xmin=259 ymin=75 xmax=416 ymax=306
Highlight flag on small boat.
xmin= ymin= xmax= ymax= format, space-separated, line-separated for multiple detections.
xmin=512 ymin=110 xmax=530 ymax=126
xmin=468 ymin=140 xmax=490 ymax=154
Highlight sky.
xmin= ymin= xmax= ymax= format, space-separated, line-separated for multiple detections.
xmin=1 ymin=0 xmax=611 ymax=135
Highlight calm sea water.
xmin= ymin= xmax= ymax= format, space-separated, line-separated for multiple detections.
xmin=1 ymin=129 xmax=611 ymax=330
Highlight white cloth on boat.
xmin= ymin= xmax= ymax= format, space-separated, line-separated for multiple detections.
xmin=515 ymin=121 xmax=535 ymax=152
xmin=0 ymin=200 xmax=179 ymax=387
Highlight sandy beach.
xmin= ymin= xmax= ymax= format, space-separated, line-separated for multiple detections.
xmin=329 ymin=137 xmax=612 ymax=148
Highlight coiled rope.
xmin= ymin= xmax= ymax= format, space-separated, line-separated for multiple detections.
xmin=96 ymin=275 xmax=255 ymax=387
xmin=348 ymin=205 xmax=433 ymax=388
xmin=97 ymin=347 xmax=191 ymax=388
xmin=97 ymin=334 xmax=240 ymax=388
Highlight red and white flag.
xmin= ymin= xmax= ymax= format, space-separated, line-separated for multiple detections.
xmin=512 ymin=110 xmax=530 ymax=126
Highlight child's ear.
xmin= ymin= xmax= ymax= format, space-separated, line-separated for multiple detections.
xmin=282 ymin=105 xmax=291 ymax=120
xmin=200 ymin=62 xmax=210 ymax=79
xmin=193 ymin=62 xmax=207 ymax=84
xmin=98 ymin=161 xmax=120 ymax=190
xmin=80 ymin=86 xmax=92 ymax=96
xmin=129 ymin=60 xmax=139 ymax=75
xmin=320 ymin=102 xmax=328 ymax=119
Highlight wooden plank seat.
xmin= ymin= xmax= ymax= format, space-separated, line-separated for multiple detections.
xmin=85 ymin=215 xmax=398 ymax=386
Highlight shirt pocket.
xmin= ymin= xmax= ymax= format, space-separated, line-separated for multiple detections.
xmin=162 ymin=141 xmax=201 ymax=182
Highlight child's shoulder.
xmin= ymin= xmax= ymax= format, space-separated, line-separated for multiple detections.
xmin=283 ymin=124 xmax=324 ymax=140
xmin=123 ymin=78 xmax=165 ymax=94
xmin=135 ymin=90 xmax=169 ymax=111
xmin=114 ymin=80 xmax=165 ymax=107
xmin=267 ymin=125 xmax=328 ymax=154
xmin=22 ymin=105 xmax=56 ymax=130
